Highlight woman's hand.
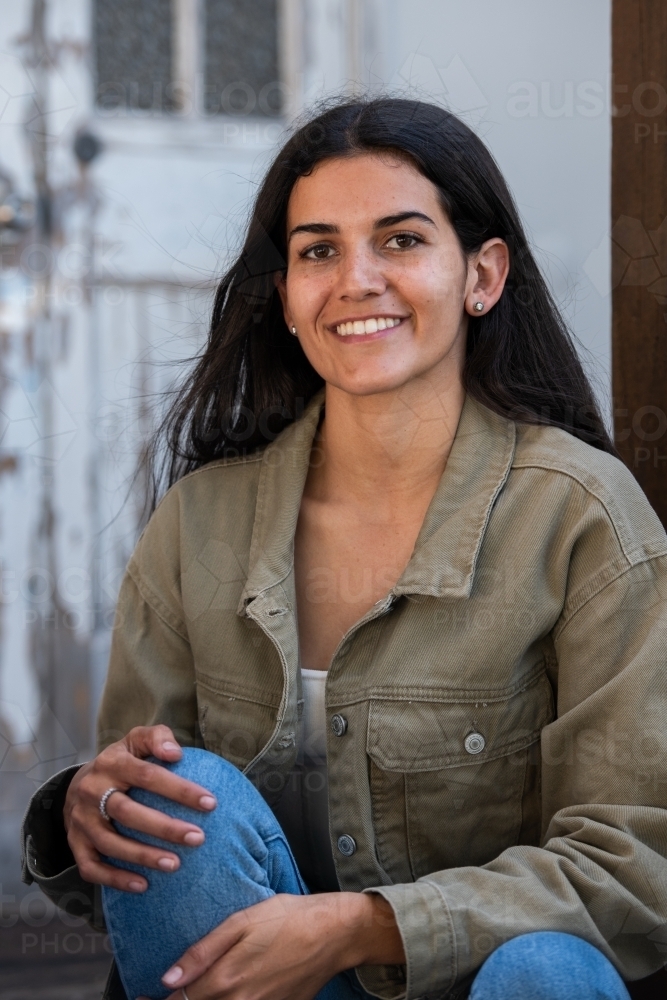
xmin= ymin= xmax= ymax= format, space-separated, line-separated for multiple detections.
xmin=64 ymin=725 xmax=217 ymax=893
xmin=146 ymin=892 xmax=405 ymax=1000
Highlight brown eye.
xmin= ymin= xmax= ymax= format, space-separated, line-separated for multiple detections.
xmin=304 ymin=244 xmax=335 ymax=260
xmin=386 ymin=233 xmax=421 ymax=250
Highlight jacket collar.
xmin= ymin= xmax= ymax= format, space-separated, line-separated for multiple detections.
xmin=238 ymin=390 xmax=516 ymax=612
xmin=393 ymin=395 xmax=515 ymax=598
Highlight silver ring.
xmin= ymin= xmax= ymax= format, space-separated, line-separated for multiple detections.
xmin=99 ymin=787 xmax=120 ymax=822
xmin=181 ymin=989 xmax=191 ymax=1000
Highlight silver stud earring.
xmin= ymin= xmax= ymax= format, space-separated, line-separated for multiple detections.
xmin=290 ymin=325 xmax=298 ymax=336
xmin=473 ymin=301 xmax=484 ymax=312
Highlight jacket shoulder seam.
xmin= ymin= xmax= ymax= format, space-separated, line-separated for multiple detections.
xmin=511 ymin=458 xmax=667 ymax=565
xmin=126 ymin=561 xmax=189 ymax=641
xmin=130 ymin=456 xmax=263 ymax=630
xmin=150 ymin=452 xmax=264 ymax=518
xmin=553 ymin=555 xmax=664 ymax=639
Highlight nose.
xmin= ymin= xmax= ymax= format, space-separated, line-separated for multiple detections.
xmin=336 ymin=244 xmax=387 ymax=300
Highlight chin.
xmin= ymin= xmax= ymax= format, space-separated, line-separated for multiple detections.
xmin=329 ymin=369 xmax=414 ymax=398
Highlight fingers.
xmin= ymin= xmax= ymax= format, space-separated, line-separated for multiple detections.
xmin=105 ymin=791 xmax=206 ymax=848
xmin=78 ymin=744 xmax=217 ymax=818
xmin=67 ymin=815 xmax=173 ymax=887
xmin=125 ymin=724 xmax=183 ymax=762
xmin=102 ymin=753 xmax=217 ymax=813
xmin=63 ymin=726 xmax=218 ymax=889
xmin=89 ymin=812 xmax=184 ymax=870
xmin=74 ymin=840 xmax=148 ymax=893
xmin=160 ymin=913 xmax=246 ymax=991
xmin=68 ymin=791 xmax=205 ymax=879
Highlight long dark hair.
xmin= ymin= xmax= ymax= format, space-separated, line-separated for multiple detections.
xmin=148 ymin=97 xmax=614 ymax=507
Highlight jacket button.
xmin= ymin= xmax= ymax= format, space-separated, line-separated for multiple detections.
xmin=331 ymin=714 xmax=348 ymax=737
xmin=464 ymin=732 xmax=485 ymax=755
xmin=337 ymin=834 xmax=357 ymax=857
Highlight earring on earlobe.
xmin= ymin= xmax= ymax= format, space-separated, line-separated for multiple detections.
xmin=473 ymin=301 xmax=484 ymax=313
xmin=290 ymin=325 xmax=298 ymax=336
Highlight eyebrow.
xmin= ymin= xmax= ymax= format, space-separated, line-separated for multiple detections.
xmin=288 ymin=222 xmax=339 ymax=240
xmin=287 ymin=210 xmax=437 ymax=241
xmin=374 ymin=211 xmax=437 ymax=229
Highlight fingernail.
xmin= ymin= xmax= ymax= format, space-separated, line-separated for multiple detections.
xmin=128 ymin=880 xmax=146 ymax=892
xmin=162 ymin=741 xmax=180 ymax=752
xmin=162 ymin=965 xmax=183 ymax=986
xmin=199 ymin=795 xmax=216 ymax=810
xmin=157 ymin=857 xmax=178 ymax=871
xmin=183 ymin=830 xmax=204 ymax=846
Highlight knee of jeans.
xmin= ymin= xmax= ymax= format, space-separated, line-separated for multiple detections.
xmin=471 ymin=932 xmax=630 ymax=1000
xmin=157 ymin=747 xmax=239 ymax=790
xmin=125 ymin=747 xmax=280 ymax=848
xmin=142 ymin=747 xmax=248 ymax=795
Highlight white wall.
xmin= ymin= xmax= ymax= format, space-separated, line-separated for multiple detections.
xmin=376 ymin=0 xmax=612 ymax=415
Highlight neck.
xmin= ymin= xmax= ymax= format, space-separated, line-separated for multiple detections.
xmin=311 ymin=369 xmax=466 ymax=511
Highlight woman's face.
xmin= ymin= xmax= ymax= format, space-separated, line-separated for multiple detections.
xmin=277 ymin=152 xmax=507 ymax=398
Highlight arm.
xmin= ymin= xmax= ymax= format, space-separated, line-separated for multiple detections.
xmin=149 ymin=892 xmax=405 ymax=1000
xmin=21 ymin=563 xmax=211 ymax=919
xmin=360 ymin=556 xmax=667 ymax=999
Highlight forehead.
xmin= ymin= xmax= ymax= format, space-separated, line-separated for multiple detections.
xmin=287 ymin=152 xmax=444 ymax=223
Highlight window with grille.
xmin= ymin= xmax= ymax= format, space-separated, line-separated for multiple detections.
xmin=95 ymin=0 xmax=175 ymax=113
xmin=204 ymin=0 xmax=281 ymax=115
xmin=94 ymin=0 xmax=281 ymax=117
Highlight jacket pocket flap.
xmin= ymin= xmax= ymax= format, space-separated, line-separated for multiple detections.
xmin=366 ymin=668 xmax=554 ymax=771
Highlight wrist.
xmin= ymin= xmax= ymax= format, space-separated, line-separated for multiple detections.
xmin=334 ymin=892 xmax=405 ymax=968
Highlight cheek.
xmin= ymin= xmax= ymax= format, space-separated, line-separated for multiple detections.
xmin=396 ymin=256 xmax=465 ymax=312
xmin=286 ymin=269 xmax=332 ymax=322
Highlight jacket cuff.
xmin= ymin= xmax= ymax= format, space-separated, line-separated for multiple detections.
xmin=20 ymin=763 xmax=106 ymax=932
xmin=360 ymin=882 xmax=456 ymax=1000
xmin=21 ymin=763 xmax=81 ymax=882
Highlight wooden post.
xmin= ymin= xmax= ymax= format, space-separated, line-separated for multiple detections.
xmin=612 ymin=0 xmax=667 ymax=526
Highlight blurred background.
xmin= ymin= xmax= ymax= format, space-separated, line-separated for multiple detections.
xmin=1 ymin=1 xmax=665 ymax=997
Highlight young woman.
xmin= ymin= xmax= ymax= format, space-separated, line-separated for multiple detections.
xmin=22 ymin=99 xmax=667 ymax=1000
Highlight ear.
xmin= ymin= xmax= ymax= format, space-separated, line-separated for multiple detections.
xmin=464 ymin=239 xmax=510 ymax=316
xmin=274 ymin=271 xmax=293 ymax=329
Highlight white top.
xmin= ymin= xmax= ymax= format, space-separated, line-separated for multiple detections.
xmin=271 ymin=668 xmax=338 ymax=891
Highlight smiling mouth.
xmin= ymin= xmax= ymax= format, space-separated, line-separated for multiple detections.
xmin=334 ymin=316 xmax=405 ymax=336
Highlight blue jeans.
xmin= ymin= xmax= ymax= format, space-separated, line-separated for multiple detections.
xmin=470 ymin=932 xmax=630 ymax=1000
xmin=102 ymin=748 xmax=631 ymax=1000
xmin=102 ymin=748 xmax=367 ymax=1000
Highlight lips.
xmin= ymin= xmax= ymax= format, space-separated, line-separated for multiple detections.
xmin=334 ymin=317 xmax=404 ymax=336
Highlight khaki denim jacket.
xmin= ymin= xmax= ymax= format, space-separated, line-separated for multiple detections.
xmin=21 ymin=392 xmax=667 ymax=999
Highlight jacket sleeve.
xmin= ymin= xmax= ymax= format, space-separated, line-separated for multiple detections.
xmin=20 ymin=556 xmax=198 ymax=925
xmin=96 ymin=562 xmax=198 ymax=751
xmin=360 ymin=554 xmax=667 ymax=999
xmin=20 ymin=763 xmax=107 ymax=931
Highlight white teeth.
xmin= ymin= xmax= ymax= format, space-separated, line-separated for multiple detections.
xmin=335 ymin=317 xmax=402 ymax=335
